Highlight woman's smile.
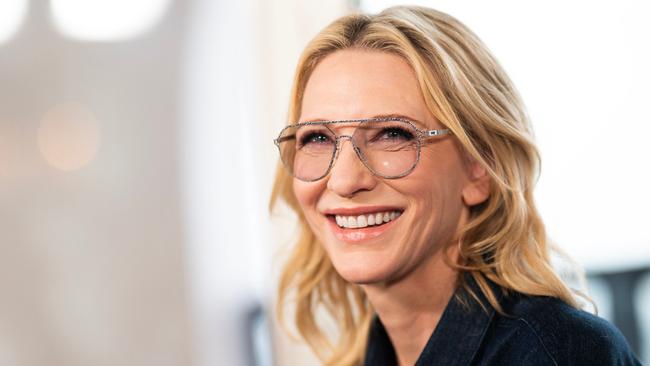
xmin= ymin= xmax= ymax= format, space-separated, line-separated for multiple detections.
xmin=321 ymin=206 xmax=404 ymax=243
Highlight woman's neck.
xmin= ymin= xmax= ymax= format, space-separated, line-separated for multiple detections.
xmin=362 ymin=247 xmax=459 ymax=366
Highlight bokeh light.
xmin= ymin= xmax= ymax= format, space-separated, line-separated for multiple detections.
xmin=0 ymin=0 xmax=28 ymax=45
xmin=50 ymin=0 xmax=171 ymax=41
xmin=37 ymin=102 xmax=101 ymax=171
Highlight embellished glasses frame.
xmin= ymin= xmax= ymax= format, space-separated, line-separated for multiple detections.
xmin=273 ymin=117 xmax=452 ymax=181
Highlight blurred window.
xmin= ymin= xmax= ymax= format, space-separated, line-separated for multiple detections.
xmin=50 ymin=0 xmax=171 ymax=41
xmin=0 ymin=0 xmax=28 ymax=45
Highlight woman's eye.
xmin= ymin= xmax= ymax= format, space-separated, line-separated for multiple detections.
xmin=299 ymin=132 xmax=331 ymax=146
xmin=379 ymin=127 xmax=414 ymax=141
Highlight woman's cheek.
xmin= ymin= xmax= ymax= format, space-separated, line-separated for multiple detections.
xmin=292 ymin=179 xmax=325 ymax=227
xmin=292 ymin=179 xmax=316 ymax=207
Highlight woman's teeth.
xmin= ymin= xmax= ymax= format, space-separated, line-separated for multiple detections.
xmin=334 ymin=211 xmax=401 ymax=229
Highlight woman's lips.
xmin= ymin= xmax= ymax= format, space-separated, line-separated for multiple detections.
xmin=326 ymin=212 xmax=402 ymax=243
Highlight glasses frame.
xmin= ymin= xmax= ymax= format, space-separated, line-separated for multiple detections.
xmin=273 ymin=117 xmax=451 ymax=182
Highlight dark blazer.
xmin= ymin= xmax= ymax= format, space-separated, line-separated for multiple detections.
xmin=363 ymin=274 xmax=643 ymax=365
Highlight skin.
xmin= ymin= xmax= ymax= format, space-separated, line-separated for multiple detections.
xmin=292 ymin=49 xmax=490 ymax=366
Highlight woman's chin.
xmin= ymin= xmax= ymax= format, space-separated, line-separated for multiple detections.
xmin=330 ymin=257 xmax=391 ymax=285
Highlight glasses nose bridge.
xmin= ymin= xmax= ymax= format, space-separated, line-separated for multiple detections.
xmin=329 ymin=132 xmax=375 ymax=180
xmin=333 ymin=134 xmax=363 ymax=159
xmin=335 ymin=133 xmax=354 ymax=144
xmin=330 ymin=121 xmax=363 ymax=149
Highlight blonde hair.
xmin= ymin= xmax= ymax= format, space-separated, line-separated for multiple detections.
xmin=271 ymin=6 xmax=583 ymax=365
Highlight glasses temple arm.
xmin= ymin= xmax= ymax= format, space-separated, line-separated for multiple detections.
xmin=426 ymin=129 xmax=451 ymax=137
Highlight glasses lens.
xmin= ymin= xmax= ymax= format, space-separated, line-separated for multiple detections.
xmin=277 ymin=124 xmax=336 ymax=181
xmin=353 ymin=120 xmax=419 ymax=178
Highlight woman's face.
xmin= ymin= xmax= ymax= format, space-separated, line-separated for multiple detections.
xmin=293 ymin=49 xmax=488 ymax=285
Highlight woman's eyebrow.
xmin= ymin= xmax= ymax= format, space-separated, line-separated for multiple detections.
xmin=300 ymin=117 xmax=329 ymax=123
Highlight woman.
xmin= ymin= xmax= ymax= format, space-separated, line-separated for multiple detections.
xmin=271 ymin=6 xmax=641 ymax=366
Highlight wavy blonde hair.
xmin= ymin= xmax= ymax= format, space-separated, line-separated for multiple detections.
xmin=271 ymin=6 xmax=583 ymax=365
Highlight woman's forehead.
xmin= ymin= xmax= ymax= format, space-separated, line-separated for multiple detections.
xmin=299 ymin=50 xmax=437 ymax=128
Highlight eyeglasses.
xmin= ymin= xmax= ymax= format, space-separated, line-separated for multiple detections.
xmin=273 ymin=117 xmax=451 ymax=182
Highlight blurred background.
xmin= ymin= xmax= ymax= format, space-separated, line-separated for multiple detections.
xmin=0 ymin=0 xmax=648 ymax=365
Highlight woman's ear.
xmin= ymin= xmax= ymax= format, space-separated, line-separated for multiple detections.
xmin=461 ymin=155 xmax=491 ymax=207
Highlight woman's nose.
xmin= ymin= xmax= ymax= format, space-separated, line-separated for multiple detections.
xmin=326 ymin=138 xmax=377 ymax=197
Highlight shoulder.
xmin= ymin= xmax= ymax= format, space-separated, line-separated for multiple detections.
xmin=489 ymin=293 xmax=642 ymax=366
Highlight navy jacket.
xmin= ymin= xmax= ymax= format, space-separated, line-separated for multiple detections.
xmin=363 ymin=275 xmax=643 ymax=365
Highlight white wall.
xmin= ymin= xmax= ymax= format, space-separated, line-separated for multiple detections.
xmin=180 ymin=0 xmax=270 ymax=365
